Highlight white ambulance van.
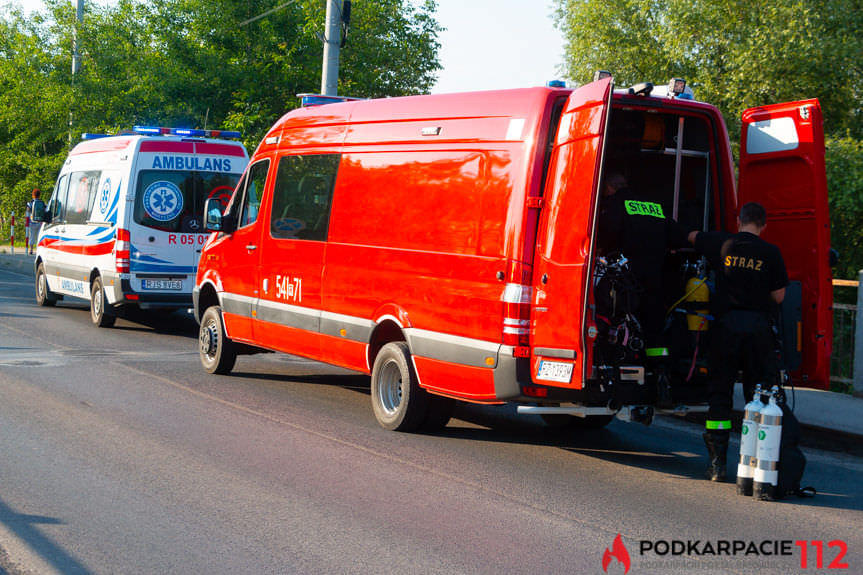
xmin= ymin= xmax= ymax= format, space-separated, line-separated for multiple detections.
xmin=33 ymin=126 xmax=249 ymax=326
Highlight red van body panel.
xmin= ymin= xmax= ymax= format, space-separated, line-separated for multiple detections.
xmin=738 ymin=99 xmax=831 ymax=389
xmin=531 ymin=78 xmax=612 ymax=390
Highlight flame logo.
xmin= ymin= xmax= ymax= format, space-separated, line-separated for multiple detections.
xmin=602 ymin=533 xmax=631 ymax=574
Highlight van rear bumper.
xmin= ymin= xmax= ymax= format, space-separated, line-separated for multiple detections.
xmin=494 ymin=350 xmax=655 ymax=406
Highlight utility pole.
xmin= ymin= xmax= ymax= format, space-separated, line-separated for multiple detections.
xmin=72 ymin=0 xmax=83 ymax=76
xmin=69 ymin=0 xmax=84 ymax=145
xmin=320 ymin=0 xmax=341 ymax=96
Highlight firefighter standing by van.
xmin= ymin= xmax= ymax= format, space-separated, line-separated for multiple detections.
xmin=688 ymin=202 xmax=788 ymax=482
xmin=597 ymin=172 xmax=687 ymax=400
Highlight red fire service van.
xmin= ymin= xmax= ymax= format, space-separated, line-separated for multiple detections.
xmin=194 ymin=77 xmax=831 ymax=431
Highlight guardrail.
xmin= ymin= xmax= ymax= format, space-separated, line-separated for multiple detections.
xmin=831 ymin=274 xmax=862 ymax=394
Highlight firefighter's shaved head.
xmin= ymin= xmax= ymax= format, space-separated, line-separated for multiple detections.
xmin=604 ymin=172 xmax=627 ymax=196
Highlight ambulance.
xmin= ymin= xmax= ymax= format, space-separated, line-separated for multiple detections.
xmin=33 ymin=127 xmax=249 ymax=326
xmin=194 ymin=78 xmax=831 ymax=431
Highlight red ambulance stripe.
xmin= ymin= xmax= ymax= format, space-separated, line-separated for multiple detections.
xmin=139 ymin=141 xmax=195 ymax=153
xmin=40 ymin=238 xmax=115 ymax=256
xmin=194 ymin=143 xmax=247 ymax=157
xmin=70 ymin=137 xmax=134 ymax=155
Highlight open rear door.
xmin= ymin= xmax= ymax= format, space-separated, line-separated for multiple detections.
xmin=738 ymin=99 xmax=831 ymax=389
xmin=530 ymin=78 xmax=612 ymax=389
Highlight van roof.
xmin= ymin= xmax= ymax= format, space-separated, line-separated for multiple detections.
xmin=261 ymin=87 xmax=568 ymax=153
xmin=273 ymin=87 xmax=564 ymax=128
xmin=69 ymin=134 xmax=247 ymax=157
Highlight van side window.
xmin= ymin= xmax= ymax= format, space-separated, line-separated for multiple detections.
xmin=66 ymin=171 xmax=101 ymax=225
xmin=49 ymin=174 xmax=70 ymax=223
xmin=239 ymin=160 xmax=269 ymax=229
xmin=270 ymin=154 xmax=340 ymax=241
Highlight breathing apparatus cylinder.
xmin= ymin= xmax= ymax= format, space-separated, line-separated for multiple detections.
xmin=685 ymin=276 xmax=710 ymax=331
xmin=736 ymin=384 xmax=765 ymax=496
xmin=753 ymin=386 xmax=783 ymax=500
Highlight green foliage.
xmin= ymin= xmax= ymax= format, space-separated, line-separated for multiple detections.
xmin=554 ymin=0 xmax=863 ymax=277
xmin=826 ymin=136 xmax=863 ymax=279
xmin=554 ymin=0 xmax=861 ymax=140
xmin=0 ymin=0 xmax=441 ymax=233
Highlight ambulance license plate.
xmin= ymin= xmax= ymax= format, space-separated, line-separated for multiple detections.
xmin=141 ymin=279 xmax=182 ymax=290
xmin=536 ymin=360 xmax=573 ymax=383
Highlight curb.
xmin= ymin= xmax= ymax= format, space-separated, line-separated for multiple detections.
xmin=678 ymin=409 xmax=863 ymax=457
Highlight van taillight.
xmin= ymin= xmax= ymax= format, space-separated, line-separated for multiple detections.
xmin=502 ymin=283 xmax=531 ymax=347
xmin=114 ymin=228 xmax=130 ymax=273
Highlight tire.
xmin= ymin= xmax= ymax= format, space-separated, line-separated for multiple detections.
xmin=421 ymin=395 xmax=456 ymax=431
xmin=199 ymin=305 xmax=237 ymax=374
xmin=370 ymin=342 xmax=429 ymax=431
xmin=35 ymin=263 xmax=57 ymax=307
xmin=541 ymin=413 xmax=615 ymax=429
xmin=90 ymin=276 xmax=116 ymax=327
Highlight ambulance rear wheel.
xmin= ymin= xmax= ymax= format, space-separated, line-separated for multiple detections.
xmin=541 ymin=414 xmax=614 ymax=429
xmin=90 ymin=276 xmax=115 ymax=327
xmin=199 ymin=305 xmax=236 ymax=375
xmin=35 ymin=263 xmax=57 ymax=307
xmin=371 ymin=342 xmax=429 ymax=431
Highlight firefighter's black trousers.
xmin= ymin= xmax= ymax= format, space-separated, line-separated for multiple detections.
xmin=706 ymin=310 xmax=777 ymax=430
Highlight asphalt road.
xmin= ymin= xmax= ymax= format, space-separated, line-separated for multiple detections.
xmin=0 ymin=266 xmax=860 ymax=575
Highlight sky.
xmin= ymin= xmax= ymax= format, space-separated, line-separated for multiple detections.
xmin=2 ymin=0 xmax=567 ymax=94
xmin=431 ymin=0 xmax=566 ymax=93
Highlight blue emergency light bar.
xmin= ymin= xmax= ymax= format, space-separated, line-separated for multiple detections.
xmin=132 ymin=126 xmax=242 ymax=139
xmin=80 ymin=133 xmax=111 ymax=140
xmin=297 ymin=93 xmax=363 ymax=107
xmin=546 ymin=80 xmax=567 ymax=88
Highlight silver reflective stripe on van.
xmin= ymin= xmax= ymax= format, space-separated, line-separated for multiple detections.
xmin=218 ymin=291 xmax=502 ymax=371
xmin=221 ymin=292 xmax=256 ymax=320
xmin=320 ymin=311 xmax=374 ymax=342
xmin=256 ymin=298 xmax=320 ymax=333
xmin=405 ymin=328 xmax=500 ymax=369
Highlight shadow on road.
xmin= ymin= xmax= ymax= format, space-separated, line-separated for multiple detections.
xmin=0 ymin=496 xmax=91 ymax=574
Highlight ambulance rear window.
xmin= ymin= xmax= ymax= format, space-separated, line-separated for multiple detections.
xmin=134 ymin=170 xmax=241 ymax=233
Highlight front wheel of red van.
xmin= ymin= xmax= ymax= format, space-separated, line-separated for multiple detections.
xmin=371 ymin=342 xmax=429 ymax=432
xmin=90 ymin=276 xmax=115 ymax=327
xmin=199 ymin=306 xmax=237 ymax=375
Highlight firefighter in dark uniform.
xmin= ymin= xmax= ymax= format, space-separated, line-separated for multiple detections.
xmin=688 ymin=202 xmax=788 ymax=481
xmin=598 ymin=172 xmax=687 ymax=398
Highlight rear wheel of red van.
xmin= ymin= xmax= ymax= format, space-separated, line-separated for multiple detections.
xmin=199 ymin=306 xmax=237 ymax=375
xmin=371 ymin=342 xmax=429 ymax=431
xmin=90 ymin=276 xmax=116 ymax=328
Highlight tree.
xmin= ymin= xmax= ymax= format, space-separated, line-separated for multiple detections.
xmin=554 ymin=0 xmax=860 ymax=139
xmin=0 ymin=8 xmax=70 ymax=225
xmin=0 ymin=0 xmax=442 ymax=237
xmin=553 ymin=0 xmax=863 ymax=278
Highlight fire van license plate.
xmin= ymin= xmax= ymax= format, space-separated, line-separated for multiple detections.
xmin=537 ymin=360 xmax=573 ymax=383
xmin=141 ymin=279 xmax=182 ymax=290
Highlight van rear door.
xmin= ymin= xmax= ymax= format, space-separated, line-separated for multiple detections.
xmin=737 ymin=99 xmax=831 ymax=389
xmin=530 ymin=78 xmax=612 ymax=388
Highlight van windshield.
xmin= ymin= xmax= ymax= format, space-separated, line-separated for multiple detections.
xmin=134 ymin=170 xmax=241 ymax=233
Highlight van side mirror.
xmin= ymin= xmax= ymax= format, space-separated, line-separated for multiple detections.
xmin=204 ymin=198 xmax=237 ymax=233
xmin=31 ymin=211 xmax=51 ymax=224
xmin=204 ymin=198 xmax=224 ymax=232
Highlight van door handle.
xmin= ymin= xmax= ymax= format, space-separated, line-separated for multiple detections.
xmin=246 ymin=244 xmax=257 ymax=251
